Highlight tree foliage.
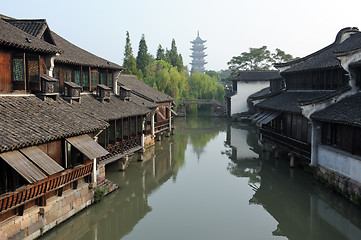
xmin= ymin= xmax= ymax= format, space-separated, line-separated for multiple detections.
xmin=188 ymin=72 xmax=225 ymax=102
xmin=165 ymin=39 xmax=184 ymax=72
xmin=136 ymin=34 xmax=151 ymax=73
xmin=123 ymin=31 xmax=137 ymax=75
xmin=227 ymin=46 xmax=298 ymax=75
xmin=156 ymin=44 xmax=165 ymax=61
xmin=143 ymin=60 xmax=188 ymax=104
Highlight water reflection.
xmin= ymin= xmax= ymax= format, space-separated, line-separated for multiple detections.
xmin=226 ymin=122 xmax=361 ymax=240
xmin=40 ymin=118 xmax=361 ymax=240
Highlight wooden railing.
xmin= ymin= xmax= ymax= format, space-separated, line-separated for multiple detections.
xmin=261 ymin=128 xmax=311 ymax=161
xmin=100 ymin=136 xmax=141 ymax=161
xmin=155 ymin=119 xmax=171 ymax=133
xmin=0 ymin=161 xmax=93 ymax=215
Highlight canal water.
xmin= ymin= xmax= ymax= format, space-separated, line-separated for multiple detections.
xmin=41 ymin=117 xmax=361 ymax=240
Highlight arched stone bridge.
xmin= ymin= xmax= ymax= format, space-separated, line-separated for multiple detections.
xmin=177 ymin=99 xmax=226 ymax=117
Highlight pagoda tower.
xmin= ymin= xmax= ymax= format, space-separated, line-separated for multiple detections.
xmin=190 ymin=31 xmax=207 ymax=73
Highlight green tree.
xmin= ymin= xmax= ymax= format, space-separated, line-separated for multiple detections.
xmin=136 ymin=34 xmax=151 ymax=73
xmin=166 ymin=39 xmax=184 ymax=72
xmin=271 ymin=48 xmax=298 ymax=63
xmin=188 ymin=72 xmax=225 ymax=102
xmin=156 ymin=44 xmax=165 ymax=61
xmin=227 ymin=46 xmax=273 ymax=74
xmin=123 ymin=31 xmax=137 ymax=74
xmin=205 ymin=70 xmax=221 ymax=83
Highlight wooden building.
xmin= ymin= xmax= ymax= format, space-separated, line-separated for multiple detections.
xmin=70 ymin=90 xmax=150 ymax=166
xmin=0 ymin=94 xmax=109 ymax=222
xmin=117 ymin=74 xmax=175 ymax=143
xmin=253 ymin=27 xmax=361 ymax=201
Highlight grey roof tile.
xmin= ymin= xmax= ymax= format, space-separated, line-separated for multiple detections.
xmin=0 ymin=95 xmax=108 ymax=153
xmin=311 ymin=92 xmax=361 ymax=126
xmin=117 ymin=74 xmax=174 ymax=103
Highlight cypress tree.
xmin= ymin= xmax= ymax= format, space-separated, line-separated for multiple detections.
xmin=136 ymin=34 xmax=150 ymax=72
xmin=123 ymin=31 xmax=137 ymax=74
xmin=156 ymin=44 xmax=165 ymax=61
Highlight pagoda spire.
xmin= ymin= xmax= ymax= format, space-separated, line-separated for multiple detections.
xmin=190 ymin=32 xmax=207 ymax=74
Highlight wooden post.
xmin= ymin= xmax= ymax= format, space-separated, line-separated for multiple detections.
xmin=289 ymin=153 xmax=295 ymax=168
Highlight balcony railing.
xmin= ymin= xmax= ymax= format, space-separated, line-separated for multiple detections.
xmin=100 ymin=136 xmax=141 ymax=161
xmin=260 ymin=128 xmax=311 ymax=161
xmin=154 ymin=119 xmax=171 ymax=133
xmin=0 ymin=161 xmax=93 ymax=215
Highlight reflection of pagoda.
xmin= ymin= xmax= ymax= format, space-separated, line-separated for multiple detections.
xmin=190 ymin=31 xmax=207 ymax=73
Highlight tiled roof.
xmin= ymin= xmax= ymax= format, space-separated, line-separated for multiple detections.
xmin=130 ymin=94 xmax=158 ymax=109
xmin=71 ymin=94 xmax=150 ymax=121
xmin=280 ymin=28 xmax=361 ymax=73
xmin=256 ymin=90 xmax=334 ymax=114
xmin=248 ymin=87 xmax=271 ymax=99
xmin=0 ymin=95 xmax=108 ymax=153
xmin=117 ymin=74 xmax=174 ymax=103
xmin=0 ymin=18 xmax=60 ymax=54
xmin=51 ymin=31 xmax=123 ymax=70
xmin=232 ymin=71 xmax=280 ymax=82
xmin=311 ymin=92 xmax=361 ymax=127
xmin=3 ymin=19 xmax=48 ymax=38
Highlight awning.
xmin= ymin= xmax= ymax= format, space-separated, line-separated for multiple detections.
xmin=66 ymin=135 xmax=109 ymax=159
xmin=166 ymin=106 xmax=178 ymax=116
xmin=0 ymin=150 xmax=47 ymax=183
xmin=157 ymin=110 xmax=166 ymax=120
xmin=20 ymin=146 xmax=64 ymax=175
xmin=258 ymin=112 xmax=281 ymax=126
xmin=252 ymin=111 xmax=281 ymax=126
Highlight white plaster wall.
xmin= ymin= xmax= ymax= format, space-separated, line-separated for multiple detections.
xmin=318 ymin=145 xmax=361 ymax=183
xmin=230 ymin=81 xmax=269 ymax=115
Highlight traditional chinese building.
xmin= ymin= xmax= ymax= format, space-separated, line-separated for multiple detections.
xmin=190 ymin=31 xmax=207 ymax=73
xmin=252 ymin=27 xmax=361 ymax=204
xmin=117 ymin=74 xmax=175 ymax=143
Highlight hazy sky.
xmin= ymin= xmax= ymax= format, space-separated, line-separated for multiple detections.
xmin=3 ymin=0 xmax=361 ymax=71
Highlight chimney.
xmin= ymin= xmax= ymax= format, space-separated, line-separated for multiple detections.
xmin=118 ymin=85 xmax=131 ymax=101
xmin=96 ymin=84 xmax=111 ymax=102
xmin=64 ymin=82 xmax=82 ymax=103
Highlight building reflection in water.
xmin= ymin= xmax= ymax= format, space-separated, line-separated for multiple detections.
xmin=226 ymin=123 xmax=361 ymax=240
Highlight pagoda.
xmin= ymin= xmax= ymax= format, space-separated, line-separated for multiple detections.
xmin=190 ymin=31 xmax=207 ymax=73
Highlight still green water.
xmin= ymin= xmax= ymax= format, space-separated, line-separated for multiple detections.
xmin=41 ymin=117 xmax=361 ymax=240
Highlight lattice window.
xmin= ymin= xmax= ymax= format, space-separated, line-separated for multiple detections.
xmin=27 ymin=59 xmax=39 ymax=82
xmin=107 ymin=73 xmax=113 ymax=88
xmin=12 ymin=58 xmax=24 ymax=82
xmin=74 ymin=70 xmax=81 ymax=85
xmin=100 ymin=72 xmax=107 ymax=85
xmin=82 ymin=69 xmax=89 ymax=87
xmin=91 ymin=71 xmax=98 ymax=88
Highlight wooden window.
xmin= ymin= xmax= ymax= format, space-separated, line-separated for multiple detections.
xmin=82 ymin=68 xmax=89 ymax=87
xmin=123 ymin=118 xmax=129 ymax=139
xmin=131 ymin=117 xmax=136 ymax=136
xmin=54 ymin=67 xmax=60 ymax=80
xmin=27 ymin=56 xmax=40 ymax=91
xmin=91 ymin=70 xmax=98 ymax=90
xmin=107 ymin=72 xmax=113 ymax=88
xmin=108 ymin=121 xmax=115 ymax=145
xmin=100 ymin=72 xmax=107 ymax=85
xmin=137 ymin=116 xmax=143 ymax=135
xmin=12 ymin=54 xmax=25 ymax=91
xmin=66 ymin=141 xmax=83 ymax=169
xmin=74 ymin=70 xmax=81 ymax=85
xmin=116 ymin=119 xmax=122 ymax=142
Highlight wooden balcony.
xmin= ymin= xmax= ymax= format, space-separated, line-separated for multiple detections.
xmin=0 ymin=161 xmax=93 ymax=215
xmin=99 ymin=136 xmax=141 ymax=162
xmin=260 ymin=128 xmax=311 ymax=161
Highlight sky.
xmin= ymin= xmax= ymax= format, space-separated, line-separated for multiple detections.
xmin=3 ymin=0 xmax=361 ymax=71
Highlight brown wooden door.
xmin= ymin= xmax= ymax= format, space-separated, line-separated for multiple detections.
xmin=0 ymin=51 xmax=11 ymax=93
